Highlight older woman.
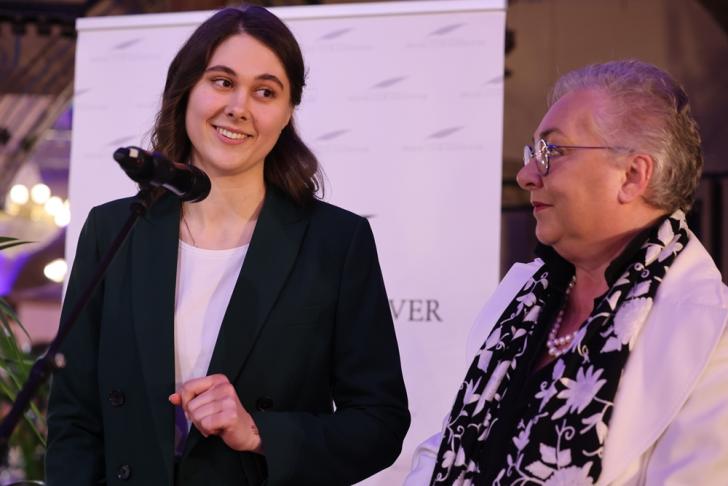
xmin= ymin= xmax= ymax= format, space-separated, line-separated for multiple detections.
xmin=405 ymin=60 xmax=728 ymax=485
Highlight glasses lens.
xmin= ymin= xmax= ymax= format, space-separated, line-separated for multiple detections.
xmin=536 ymin=139 xmax=549 ymax=174
xmin=523 ymin=145 xmax=533 ymax=167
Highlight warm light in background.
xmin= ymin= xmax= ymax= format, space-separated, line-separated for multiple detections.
xmin=54 ymin=200 xmax=71 ymax=227
xmin=3 ymin=184 xmax=70 ymax=228
xmin=30 ymin=183 xmax=51 ymax=204
xmin=43 ymin=258 xmax=68 ymax=283
xmin=9 ymin=184 xmax=29 ymax=205
xmin=44 ymin=196 xmax=64 ymax=216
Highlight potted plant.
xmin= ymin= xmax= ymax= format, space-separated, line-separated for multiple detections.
xmin=0 ymin=237 xmax=47 ymax=484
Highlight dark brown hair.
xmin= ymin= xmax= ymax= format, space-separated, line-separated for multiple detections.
xmin=150 ymin=5 xmax=322 ymax=205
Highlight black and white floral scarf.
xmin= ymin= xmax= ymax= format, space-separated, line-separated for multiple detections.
xmin=431 ymin=211 xmax=690 ymax=486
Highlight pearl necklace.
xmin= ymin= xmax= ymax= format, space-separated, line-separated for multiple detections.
xmin=546 ymin=275 xmax=576 ymax=357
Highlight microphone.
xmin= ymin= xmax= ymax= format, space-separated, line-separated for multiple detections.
xmin=113 ymin=146 xmax=211 ymax=202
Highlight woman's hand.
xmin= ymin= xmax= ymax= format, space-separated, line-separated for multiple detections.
xmin=169 ymin=374 xmax=263 ymax=454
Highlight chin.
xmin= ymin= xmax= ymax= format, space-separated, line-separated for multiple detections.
xmin=534 ymin=223 xmax=558 ymax=247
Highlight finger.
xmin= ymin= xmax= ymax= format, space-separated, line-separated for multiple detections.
xmin=191 ymin=393 xmax=241 ymax=423
xmin=186 ymin=381 xmax=238 ymax=416
xmin=176 ymin=374 xmax=230 ymax=406
xmin=197 ymin=408 xmax=240 ymax=437
xmin=168 ymin=393 xmax=181 ymax=406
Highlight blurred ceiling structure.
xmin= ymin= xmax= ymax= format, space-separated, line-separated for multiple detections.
xmin=0 ymin=0 xmax=727 ymax=303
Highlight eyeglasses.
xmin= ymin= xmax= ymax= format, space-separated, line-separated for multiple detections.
xmin=523 ymin=138 xmax=628 ymax=175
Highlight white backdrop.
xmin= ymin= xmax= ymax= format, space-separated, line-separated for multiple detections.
xmin=70 ymin=1 xmax=505 ymax=483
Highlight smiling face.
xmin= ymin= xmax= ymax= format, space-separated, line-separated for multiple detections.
xmin=185 ymin=32 xmax=293 ymax=180
xmin=517 ymin=89 xmax=629 ymax=259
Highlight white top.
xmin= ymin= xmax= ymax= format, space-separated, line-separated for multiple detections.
xmin=174 ymin=240 xmax=249 ymax=389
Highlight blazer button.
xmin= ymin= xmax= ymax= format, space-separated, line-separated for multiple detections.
xmin=108 ymin=389 xmax=125 ymax=407
xmin=255 ymin=396 xmax=274 ymax=411
xmin=117 ymin=464 xmax=132 ymax=480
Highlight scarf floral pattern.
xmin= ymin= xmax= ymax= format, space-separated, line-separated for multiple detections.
xmin=431 ymin=211 xmax=690 ymax=486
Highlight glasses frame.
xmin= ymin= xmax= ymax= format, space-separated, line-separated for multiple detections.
xmin=523 ymin=138 xmax=628 ymax=176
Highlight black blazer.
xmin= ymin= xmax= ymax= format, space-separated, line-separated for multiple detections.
xmin=46 ymin=188 xmax=410 ymax=486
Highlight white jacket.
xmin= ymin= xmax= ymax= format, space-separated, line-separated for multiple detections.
xmin=405 ymin=234 xmax=728 ymax=485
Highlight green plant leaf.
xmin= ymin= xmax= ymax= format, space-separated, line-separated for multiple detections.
xmin=0 ymin=314 xmax=24 ymax=365
xmin=0 ymin=236 xmax=48 ymax=473
xmin=26 ymin=401 xmax=47 ymax=446
xmin=0 ymin=298 xmax=32 ymax=343
xmin=0 ymin=237 xmax=22 ymax=242
xmin=0 ymin=237 xmax=33 ymax=251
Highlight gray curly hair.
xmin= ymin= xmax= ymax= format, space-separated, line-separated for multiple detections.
xmin=550 ymin=60 xmax=703 ymax=212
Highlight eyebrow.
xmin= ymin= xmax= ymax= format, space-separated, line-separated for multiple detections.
xmin=534 ymin=127 xmax=564 ymax=143
xmin=205 ymin=65 xmax=286 ymax=90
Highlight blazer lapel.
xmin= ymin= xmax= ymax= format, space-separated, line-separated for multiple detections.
xmin=184 ymin=188 xmax=309 ymax=453
xmin=130 ymin=194 xmax=179 ymax=484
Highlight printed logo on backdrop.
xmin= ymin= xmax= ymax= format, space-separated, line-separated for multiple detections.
xmin=460 ymin=74 xmax=504 ymax=100
xmin=88 ymin=37 xmax=159 ymax=63
xmin=73 ymin=86 xmax=110 ymax=112
xmin=107 ymin=135 xmax=137 ymax=147
xmin=300 ymin=27 xmax=374 ymax=53
xmin=362 ymin=211 xmax=442 ymax=324
xmin=406 ymin=22 xmax=486 ymax=49
xmin=75 ymin=135 xmax=138 ymax=167
xmin=312 ymin=128 xmax=370 ymax=154
xmin=389 ymin=298 xmax=442 ymax=323
xmin=348 ymin=75 xmax=428 ymax=103
xmin=402 ymin=126 xmax=485 ymax=153
xmin=74 ymin=88 xmax=91 ymax=99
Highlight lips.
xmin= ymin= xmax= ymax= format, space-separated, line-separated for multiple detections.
xmin=531 ymin=201 xmax=552 ymax=213
xmin=214 ymin=125 xmax=252 ymax=141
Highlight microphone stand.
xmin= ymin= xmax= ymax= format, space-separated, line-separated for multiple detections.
xmin=0 ymin=187 xmax=158 ymax=465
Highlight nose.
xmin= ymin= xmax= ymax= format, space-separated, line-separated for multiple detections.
xmin=516 ymin=159 xmax=543 ymax=191
xmin=225 ymin=91 xmax=250 ymax=121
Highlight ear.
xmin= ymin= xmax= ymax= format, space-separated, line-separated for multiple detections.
xmin=618 ymin=153 xmax=654 ymax=204
xmin=283 ymin=105 xmax=294 ymax=131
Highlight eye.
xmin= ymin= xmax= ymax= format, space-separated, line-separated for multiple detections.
xmin=211 ymin=77 xmax=233 ymax=89
xmin=545 ymin=143 xmax=564 ymax=157
xmin=255 ymin=87 xmax=276 ymax=99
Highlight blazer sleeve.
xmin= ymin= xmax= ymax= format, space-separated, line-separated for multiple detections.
xmin=403 ymin=432 xmax=441 ymax=486
xmin=252 ymin=217 xmax=410 ymax=485
xmin=45 ymin=208 xmax=106 ymax=485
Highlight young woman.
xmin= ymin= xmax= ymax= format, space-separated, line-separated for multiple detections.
xmin=46 ymin=6 xmax=409 ymax=485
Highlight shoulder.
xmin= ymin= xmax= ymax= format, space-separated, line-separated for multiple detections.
xmin=89 ymin=192 xmax=177 ymax=225
xmin=89 ymin=196 xmax=139 ymax=220
xmin=306 ymin=198 xmax=371 ymax=241
xmin=77 ymin=194 xmax=178 ymax=252
xmin=267 ymin=188 xmax=365 ymax=235
xmin=308 ymin=198 xmax=366 ymax=227
xmin=91 ymin=195 xmax=139 ymax=213
xmin=295 ymin=199 xmax=382 ymax=267
xmin=76 ymin=196 xmax=141 ymax=240
xmin=657 ymin=232 xmax=728 ymax=309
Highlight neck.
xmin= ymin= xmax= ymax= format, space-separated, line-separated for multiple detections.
xmin=564 ymin=211 xmax=666 ymax=319
xmin=181 ymin=175 xmax=266 ymax=249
